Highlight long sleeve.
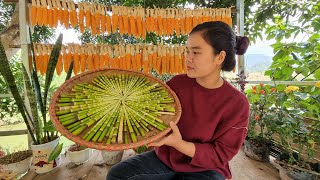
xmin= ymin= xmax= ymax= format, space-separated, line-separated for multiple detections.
xmin=190 ymin=98 xmax=249 ymax=168
xmin=155 ymin=74 xmax=250 ymax=179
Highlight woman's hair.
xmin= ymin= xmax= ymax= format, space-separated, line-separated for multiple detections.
xmin=189 ymin=21 xmax=249 ymax=71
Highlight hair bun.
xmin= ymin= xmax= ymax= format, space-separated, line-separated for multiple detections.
xmin=235 ymin=36 xmax=250 ymax=55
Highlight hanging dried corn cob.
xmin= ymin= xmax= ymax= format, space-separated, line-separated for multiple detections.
xmin=99 ymin=45 xmax=107 ymax=68
xmin=56 ymin=47 xmax=63 ymax=76
xmin=79 ymin=45 xmax=87 ymax=73
xmin=122 ymin=7 xmax=130 ymax=35
xmin=90 ymin=4 xmax=97 ymax=36
xmin=47 ymin=0 xmax=54 ymax=28
xmin=86 ymin=44 xmax=94 ymax=70
xmin=34 ymin=44 xmax=41 ymax=73
xmin=51 ymin=0 xmax=59 ymax=28
xmin=78 ymin=2 xmax=85 ymax=33
xmin=111 ymin=5 xmax=119 ymax=33
xmin=142 ymin=46 xmax=148 ymax=73
xmin=62 ymin=45 xmax=68 ymax=73
xmin=30 ymin=0 xmax=38 ymax=26
xmin=38 ymin=0 xmax=47 ymax=26
xmin=69 ymin=0 xmax=78 ymax=28
xmin=174 ymin=9 xmax=180 ymax=36
xmin=106 ymin=45 xmax=113 ymax=68
xmin=93 ymin=44 xmax=100 ymax=69
xmin=105 ymin=6 xmax=112 ymax=34
xmin=100 ymin=5 xmax=106 ymax=34
xmin=124 ymin=44 xmax=132 ymax=70
xmin=61 ymin=0 xmax=69 ymax=28
xmin=72 ymin=44 xmax=80 ymax=75
xmin=145 ymin=9 xmax=151 ymax=33
xmin=135 ymin=44 xmax=142 ymax=71
xmin=129 ymin=8 xmax=137 ymax=37
xmin=56 ymin=0 xmax=64 ymax=26
xmin=84 ymin=2 xmax=91 ymax=30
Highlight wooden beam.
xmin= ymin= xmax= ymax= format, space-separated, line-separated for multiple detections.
xmin=0 ymin=129 xmax=28 ymax=136
xmin=3 ymin=0 xmax=19 ymax=3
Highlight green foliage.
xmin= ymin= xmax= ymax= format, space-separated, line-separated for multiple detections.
xmin=0 ymin=54 xmax=24 ymax=120
xmin=246 ymin=83 xmax=320 ymax=164
xmin=32 ymin=25 xmax=55 ymax=43
xmin=0 ymin=1 xmax=15 ymax=32
xmin=48 ymin=143 xmax=63 ymax=163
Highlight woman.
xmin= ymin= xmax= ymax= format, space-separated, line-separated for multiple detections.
xmin=107 ymin=21 xmax=250 ymax=180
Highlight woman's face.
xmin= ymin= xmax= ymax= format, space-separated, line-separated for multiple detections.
xmin=185 ymin=32 xmax=224 ymax=79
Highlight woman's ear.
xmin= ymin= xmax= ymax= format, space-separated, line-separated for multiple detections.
xmin=215 ymin=51 xmax=226 ymax=65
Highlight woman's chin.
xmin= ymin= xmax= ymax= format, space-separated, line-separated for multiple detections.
xmin=186 ymin=71 xmax=197 ymax=78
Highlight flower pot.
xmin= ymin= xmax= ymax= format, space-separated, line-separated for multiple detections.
xmin=101 ymin=150 xmax=123 ymax=165
xmin=67 ymin=147 xmax=91 ymax=165
xmin=244 ymin=139 xmax=270 ymax=162
xmin=0 ymin=150 xmax=32 ymax=177
xmin=31 ymin=137 xmax=62 ymax=174
xmin=278 ymin=165 xmax=317 ymax=180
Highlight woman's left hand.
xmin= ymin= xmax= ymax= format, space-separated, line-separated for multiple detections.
xmin=148 ymin=121 xmax=182 ymax=148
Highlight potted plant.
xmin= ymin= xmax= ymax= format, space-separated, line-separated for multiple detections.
xmin=272 ymin=85 xmax=320 ymax=180
xmin=0 ymin=146 xmax=32 ymax=178
xmin=66 ymin=144 xmax=91 ymax=165
xmin=0 ymin=31 xmax=73 ymax=174
xmin=244 ymin=84 xmax=278 ymax=162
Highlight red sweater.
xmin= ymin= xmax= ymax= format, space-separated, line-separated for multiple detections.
xmin=155 ymin=74 xmax=249 ymax=179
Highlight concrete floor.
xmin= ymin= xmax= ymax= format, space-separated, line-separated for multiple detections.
xmin=21 ymin=147 xmax=280 ymax=180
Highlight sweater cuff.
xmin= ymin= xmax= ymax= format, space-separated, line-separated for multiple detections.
xmin=190 ymin=142 xmax=207 ymax=167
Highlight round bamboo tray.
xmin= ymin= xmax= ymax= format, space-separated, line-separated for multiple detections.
xmin=49 ymin=68 xmax=182 ymax=151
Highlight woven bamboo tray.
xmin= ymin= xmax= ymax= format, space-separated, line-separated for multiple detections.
xmin=49 ymin=68 xmax=182 ymax=151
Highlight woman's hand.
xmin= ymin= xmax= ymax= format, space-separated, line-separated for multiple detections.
xmin=148 ymin=121 xmax=182 ymax=148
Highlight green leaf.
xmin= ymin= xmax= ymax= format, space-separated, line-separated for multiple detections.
xmin=48 ymin=143 xmax=63 ymax=163
xmin=65 ymin=60 xmax=74 ymax=81
xmin=276 ymin=84 xmax=286 ymax=91
xmin=0 ymin=39 xmax=37 ymax=143
xmin=273 ymin=50 xmax=286 ymax=61
xmin=314 ymin=69 xmax=320 ymax=79
xmin=43 ymin=121 xmax=56 ymax=132
xmin=43 ymin=33 xmax=63 ymax=118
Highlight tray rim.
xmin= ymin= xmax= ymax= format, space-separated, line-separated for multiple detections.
xmin=49 ymin=68 xmax=182 ymax=151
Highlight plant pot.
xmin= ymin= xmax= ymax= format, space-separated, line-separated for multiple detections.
xmin=101 ymin=150 xmax=123 ymax=165
xmin=67 ymin=147 xmax=91 ymax=165
xmin=244 ymin=138 xmax=270 ymax=162
xmin=0 ymin=150 xmax=32 ymax=177
xmin=31 ymin=137 xmax=62 ymax=174
xmin=275 ymin=152 xmax=319 ymax=180
xmin=278 ymin=164 xmax=317 ymax=180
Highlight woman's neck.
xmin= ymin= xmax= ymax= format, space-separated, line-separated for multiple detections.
xmin=196 ymin=74 xmax=224 ymax=89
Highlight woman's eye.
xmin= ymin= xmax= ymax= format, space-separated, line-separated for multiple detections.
xmin=186 ymin=50 xmax=190 ymax=54
xmin=193 ymin=52 xmax=199 ymax=54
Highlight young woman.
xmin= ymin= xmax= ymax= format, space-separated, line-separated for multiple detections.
xmin=107 ymin=21 xmax=250 ymax=180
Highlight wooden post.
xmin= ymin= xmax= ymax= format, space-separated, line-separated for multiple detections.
xmin=19 ymin=0 xmax=33 ymax=148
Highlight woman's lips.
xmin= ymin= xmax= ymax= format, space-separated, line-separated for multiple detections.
xmin=187 ymin=66 xmax=194 ymax=70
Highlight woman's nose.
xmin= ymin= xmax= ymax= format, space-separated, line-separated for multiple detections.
xmin=186 ymin=53 xmax=192 ymax=63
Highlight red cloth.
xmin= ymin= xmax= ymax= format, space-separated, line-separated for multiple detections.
xmin=155 ymin=74 xmax=249 ymax=179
